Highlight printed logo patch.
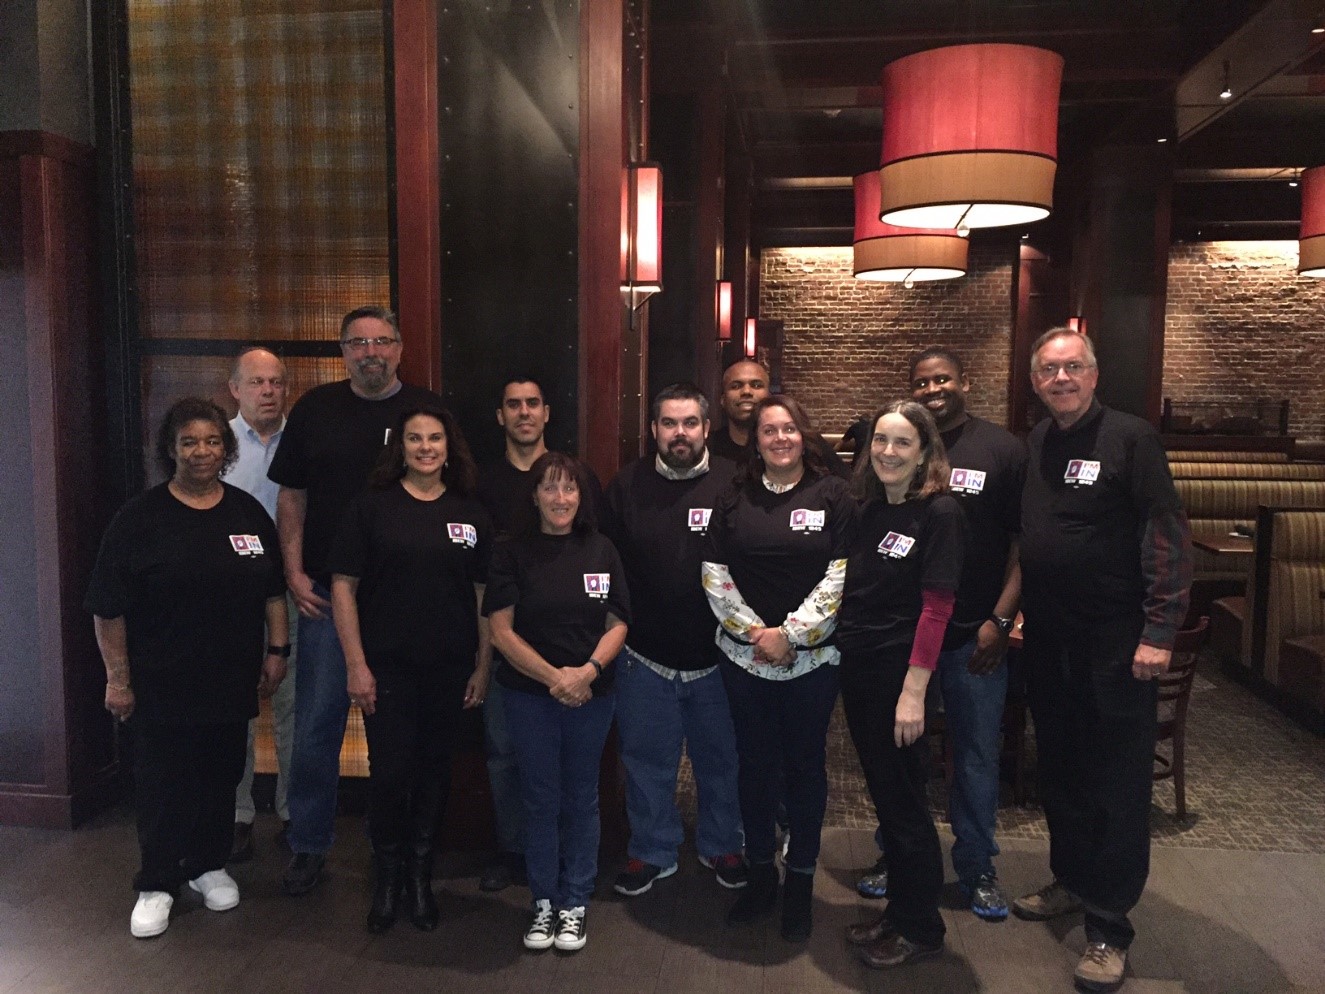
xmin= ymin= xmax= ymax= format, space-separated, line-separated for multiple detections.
xmin=229 ymin=534 xmax=265 ymax=556
xmin=1064 ymin=459 xmax=1101 ymax=486
xmin=877 ymin=531 xmax=916 ymax=559
xmin=583 ymin=573 xmax=611 ymax=599
xmin=789 ymin=508 xmax=826 ymax=532
xmin=949 ymin=467 xmax=987 ymax=495
xmin=447 ymin=523 xmax=478 ymax=548
xmin=688 ymin=507 xmax=712 ymax=532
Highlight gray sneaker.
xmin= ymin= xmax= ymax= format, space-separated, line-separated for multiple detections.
xmin=1012 ymin=880 xmax=1082 ymax=921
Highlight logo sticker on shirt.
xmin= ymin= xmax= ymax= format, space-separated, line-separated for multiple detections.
xmin=949 ymin=467 xmax=987 ymax=495
xmin=688 ymin=508 xmax=712 ymax=532
xmin=583 ymin=573 xmax=611 ymax=600
xmin=447 ymin=523 xmax=478 ymax=548
xmin=789 ymin=508 xmax=825 ymax=532
xmin=229 ymin=534 xmax=265 ymax=556
xmin=877 ymin=531 xmax=916 ymax=559
xmin=1064 ymin=459 xmax=1101 ymax=487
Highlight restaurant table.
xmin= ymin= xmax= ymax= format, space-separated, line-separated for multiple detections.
xmin=1191 ymin=530 xmax=1253 ymax=556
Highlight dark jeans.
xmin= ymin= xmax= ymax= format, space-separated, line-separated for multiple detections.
xmin=840 ymin=650 xmax=945 ymax=948
xmin=361 ymin=660 xmax=468 ymax=856
xmin=719 ymin=658 xmax=839 ymax=871
xmin=1024 ymin=612 xmax=1156 ymax=950
xmin=133 ymin=719 xmax=248 ymax=893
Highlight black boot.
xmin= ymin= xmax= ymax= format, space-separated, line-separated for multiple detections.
xmin=727 ymin=860 xmax=779 ymax=925
xmin=781 ymin=869 xmax=814 ymax=942
xmin=404 ymin=849 xmax=440 ymax=931
xmin=367 ymin=852 xmax=404 ymax=933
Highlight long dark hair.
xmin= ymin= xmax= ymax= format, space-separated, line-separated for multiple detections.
xmin=155 ymin=397 xmax=238 ymax=479
xmin=737 ymin=394 xmax=832 ymax=485
xmin=851 ymin=400 xmax=951 ymax=502
xmin=369 ymin=404 xmax=478 ymax=496
xmin=526 ymin=451 xmax=597 ymax=535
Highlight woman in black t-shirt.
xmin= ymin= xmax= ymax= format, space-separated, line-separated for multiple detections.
xmin=86 ymin=398 xmax=288 ymax=940
xmin=701 ymin=395 xmax=853 ymax=942
xmin=483 ymin=452 xmax=630 ymax=955
xmin=329 ymin=404 xmax=491 ymax=934
xmin=837 ymin=401 xmax=965 ymax=969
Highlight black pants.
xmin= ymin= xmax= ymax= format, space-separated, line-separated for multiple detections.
xmin=839 ymin=650 xmax=945 ymax=947
xmin=361 ymin=660 xmax=468 ymax=857
xmin=1024 ymin=614 xmax=1156 ymax=950
xmin=133 ymin=719 xmax=248 ymax=893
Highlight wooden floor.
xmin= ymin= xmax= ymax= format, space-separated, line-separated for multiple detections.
xmin=1 ymin=811 xmax=1321 ymax=994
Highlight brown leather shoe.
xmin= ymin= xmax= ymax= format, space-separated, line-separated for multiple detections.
xmin=858 ymin=931 xmax=943 ymax=969
xmin=1073 ymin=942 xmax=1127 ymax=992
xmin=845 ymin=913 xmax=893 ymax=946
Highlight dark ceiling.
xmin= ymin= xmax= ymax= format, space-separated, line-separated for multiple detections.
xmin=654 ymin=0 xmax=1325 ymax=247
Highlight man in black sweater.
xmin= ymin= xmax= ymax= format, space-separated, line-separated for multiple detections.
xmin=603 ymin=383 xmax=746 ymax=896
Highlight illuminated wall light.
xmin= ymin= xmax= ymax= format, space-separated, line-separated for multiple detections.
xmin=715 ymin=281 xmax=732 ymax=340
xmin=744 ymin=317 xmax=757 ymax=358
xmin=621 ymin=162 xmax=663 ymax=308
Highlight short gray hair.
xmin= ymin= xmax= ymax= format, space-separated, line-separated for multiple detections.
xmin=1030 ymin=327 xmax=1097 ymax=372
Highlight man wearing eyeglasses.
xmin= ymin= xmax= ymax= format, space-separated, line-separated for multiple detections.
xmin=268 ymin=305 xmax=443 ymax=896
xmin=1013 ymin=329 xmax=1192 ymax=993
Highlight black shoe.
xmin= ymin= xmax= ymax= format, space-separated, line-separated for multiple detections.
xmin=781 ymin=869 xmax=814 ymax=942
xmin=613 ymin=859 xmax=678 ymax=896
xmin=404 ymin=854 xmax=440 ymax=931
xmin=367 ymin=856 xmax=403 ymax=933
xmin=727 ymin=861 xmax=779 ymax=925
xmin=282 ymin=853 xmax=326 ymax=896
xmin=228 ymin=822 xmax=254 ymax=864
xmin=275 ymin=820 xmax=291 ymax=849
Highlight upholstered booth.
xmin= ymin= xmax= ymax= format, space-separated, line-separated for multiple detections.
xmin=1168 ymin=462 xmax=1325 ymax=480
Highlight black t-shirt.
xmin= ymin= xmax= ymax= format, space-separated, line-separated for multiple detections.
xmin=707 ymin=428 xmax=852 ymax=480
xmin=84 ymin=483 xmax=286 ymax=723
xmin=706 ymin=472 xmax=854 ymax=632
xmin=602 ymin=454 xmax=740 ymax=670
xmin=1020 ymin=401 xmax=1182 ymax=625
xmin=837 ymin=493 xmax=966 ymax=657
xmin=940 ymin=416 xmax=1027 ymax=647
xmin=266 ymin=379 xmax=443 ymax=586
xmin=477 ymin=454 xmax=606 ymax=540
xmin=327 ymin=484 xmax=492 ymax=668
xmin=482 ymin=530 xmax=631 ymax=697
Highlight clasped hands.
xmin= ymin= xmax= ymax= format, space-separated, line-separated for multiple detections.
xmin=749 ymin=625 xmax=796 ymax=668
xmin=550 ymin=663 xmax=595 ymax=708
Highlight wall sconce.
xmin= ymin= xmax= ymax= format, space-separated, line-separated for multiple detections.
xmin=744 ymin=317 xmax=758 ymax=358
xmin=1067 ymin=315 xmax=1088 ymax=335
xmin=715 ymin=281 xmax=733 ymax=340
xmin=621 ymin=162 xmax=663 ymax=308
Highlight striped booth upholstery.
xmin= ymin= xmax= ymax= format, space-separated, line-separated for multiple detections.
xmin=1168 ymin=462 xmax=1325 ymax=481
xmin=1176 ymin=480 xmax=1325 ymax=581
xmin=1258 ymin=510 xmax=1325 ymax=688
xmin=1167 ymin=450 xmax=1289 ymax=463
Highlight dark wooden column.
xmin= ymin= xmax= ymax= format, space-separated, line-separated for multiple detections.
xmin=0 ymin=131 xmax=116 ymax=827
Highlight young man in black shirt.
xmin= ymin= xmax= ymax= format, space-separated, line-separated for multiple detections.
xmin=908 ymin=348 xmax=1026 ymax=921
xmin=1013 ymin=329 xmax=1192 ymax=993
xmin=267 ymin=306 xmax=443 ymax=896
xmin=602 ymin=384 xmax=746 ymax=896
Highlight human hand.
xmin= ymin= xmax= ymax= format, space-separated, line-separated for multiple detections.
xmin=463 ymin=667 xmax=491 ymax=709
xmin=259 ymin=654 xmax=287 ymax=698
xmin=1132 ymin=643 xmax=1171 ymax=681
xmin=894 ymin=689 xmax=925 ymax=748
xmin=288 ymin=572 xmax=331 ymax=619
xmin=968 ymin=621 xmax=1009 ymax=675
xmin=753 ymin=626 xmax=793 ymax=667
xmin=348 ymin=664 xmax=377 ymax=715
xmin=105 ymin=682 xmax=134 ymax=722
xmin=549 ymin=665 xmax=595 ymax=708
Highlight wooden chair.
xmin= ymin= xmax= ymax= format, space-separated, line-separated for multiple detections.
xmin=1153 ymin=616 xmax=1210 ymax=821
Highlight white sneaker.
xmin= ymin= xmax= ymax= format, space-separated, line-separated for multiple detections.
xmin=554 ymin=906 xmax=587 ymax=951
xmin=524 ymin=898 xmax=556 ymax=950
xmin=130 ymin=891 xmax=173 ymax=938
xmin=188 ymin=869 xmax=240 ymax=911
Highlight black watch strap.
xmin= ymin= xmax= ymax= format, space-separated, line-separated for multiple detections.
xmin=989 ymin=615 xmax=1015 ymax=635
xmin=267 ymin=644 xmax=292 ymax=658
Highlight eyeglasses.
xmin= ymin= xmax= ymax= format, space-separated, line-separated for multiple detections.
xmin=341 ymin=336 xmax=400 ymax=351
xmin=1033 ymin=361 xmax=1093 ymax=380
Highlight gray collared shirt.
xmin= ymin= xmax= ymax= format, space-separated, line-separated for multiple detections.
xmin=224 ymin=414 xmax=285 ymax=521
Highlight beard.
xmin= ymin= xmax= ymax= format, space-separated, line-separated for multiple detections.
xmin=660 ymin=438 xmax=702 ymax=470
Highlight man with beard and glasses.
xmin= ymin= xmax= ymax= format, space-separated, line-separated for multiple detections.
xmin=602 ymin=384 xmax=747 ymax=896
xmin=906 ymin=347 xmax=1027 ymax=921
xmin=474 ymin=376 xmax=604 ymax=892
xmin=268 ymin=306 xmax=443 ymax=896
xmin=708 ymin=359 xmax=850 ymax=478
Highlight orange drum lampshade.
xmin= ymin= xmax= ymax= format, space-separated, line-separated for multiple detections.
xmin=879 ymin=44 xmax=1063 ymax=230
xmin=853 ymin=171 xmax=967 ymax=282
xmin=1299 ymin=166 xmax=1325 ymax=276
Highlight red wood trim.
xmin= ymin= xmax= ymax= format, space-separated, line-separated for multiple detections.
xmin=0 ymin=130 xmax=94 ymax=166
xmin=392 ymin=0 xmax=442 ymax=393
xmin=578 ymin=0 xmax=626 ymax=482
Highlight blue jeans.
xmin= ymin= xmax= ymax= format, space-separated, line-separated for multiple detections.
xmin=936 ymin=635 xmax=1007 ymax=883
xmin=616 ymin=649 xmax=743 ymax=868
xmin=286 ymin=583 xmax=349 ymax=855
xmin=720 ymin=658 xmax=839 ymax=871
xmin=481 ymin=669 xmax=526 ymax=855
xmin=505 ymin=687 xmax=615 ymax=907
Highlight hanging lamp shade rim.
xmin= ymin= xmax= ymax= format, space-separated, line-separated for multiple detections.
xmin=878 ymin=151 xmax=1056 ymax=229
xmin=1298 ymin=232 xmax=1325 ymax=275
xmin=853 ymin=169 xmax=963 ymax=237
xmin=1299 ymin=166 xmax=1325 ymax=240
xmin=853 ymin=233 xmax=968 ymax=280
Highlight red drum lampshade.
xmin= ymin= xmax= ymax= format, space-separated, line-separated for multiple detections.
xmin=853 ymin=171 xmax=967 ymax=282
xmin=1299 ymin=166 xmax=1325 ymax=276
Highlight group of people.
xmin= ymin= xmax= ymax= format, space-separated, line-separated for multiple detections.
xmin=88 ymin=306 xmax=1192 ymax=994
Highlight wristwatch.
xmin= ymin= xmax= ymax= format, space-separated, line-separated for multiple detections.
xmin=989 ymin=615 xmax=1015 ymax=635
xmin=266 ymin=644 xmax=292 ymax=658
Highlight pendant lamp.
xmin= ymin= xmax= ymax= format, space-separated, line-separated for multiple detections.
xmin=853 ymin=171 xmax=967 ymax=283
xmin=878 ymin=44 xmax=1063 ymax=230
xmin=1299 ymin=166 xmax=1325 ymax=276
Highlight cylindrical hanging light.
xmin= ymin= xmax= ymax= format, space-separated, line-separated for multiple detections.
xmin=853 ymin=171 xmax=967 ymax=282
xmin=879 ymin=44 xmax=1063 ymax=230
xmin=1298 ymin=166 xmax=1325 ymax=276
xmin=715 ymin=281 xmax=733 ymax=340
xmin=744 ymin=317 xmax=757 ymax=358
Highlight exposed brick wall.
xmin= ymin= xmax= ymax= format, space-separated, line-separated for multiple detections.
xmin=759 ymin=244 xmax=1015 ymax=435
xmin=1165 ymin=241 xmax=1325 ymax=442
